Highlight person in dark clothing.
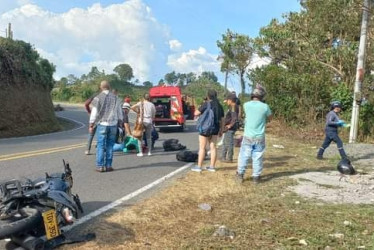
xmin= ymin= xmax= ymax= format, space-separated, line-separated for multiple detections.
xmin=317 ymin=101 xmax=348 ymax=160
xmin=220 ymin=93 xmax=238 ymax=162
xmin=84 ymin=93 xmax=98 ymax=155
xmin=191 ymin=89 xmax=224 ymax=172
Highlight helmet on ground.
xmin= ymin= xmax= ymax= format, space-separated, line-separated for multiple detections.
xmin=330 ymin=101 xmax=342 ymax=110
xmin=251 ymin=84 xmax=266 ymax=100
xmin=337 ymin=158 xmax=355 ymax=175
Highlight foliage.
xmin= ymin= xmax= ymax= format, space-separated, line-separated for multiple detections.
xmin=250 ymin=0 xmax=374 ymax=138
xmin=0 ymin=38 xmax=55 ymax=89
xmin=217 ymin=29 xmax=254 ymax=95
xmin=113 ymin=63 xmax=134 ymax=82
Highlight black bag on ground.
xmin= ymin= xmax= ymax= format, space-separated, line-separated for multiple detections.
xmin=163 ymin=139 xmax=186 ymax=151
xmin=176 ymin=150 xmax=198 ymax=162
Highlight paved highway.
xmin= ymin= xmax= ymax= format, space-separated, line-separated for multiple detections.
xmin=0 ymin=105 xmax=198 ymax=248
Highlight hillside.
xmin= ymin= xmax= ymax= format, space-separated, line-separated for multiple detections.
xmin=0 ymin=37 xmax=60 ymax=138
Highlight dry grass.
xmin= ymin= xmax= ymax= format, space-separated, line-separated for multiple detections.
xmin=63 ymin=130 xmax=374 ymax=249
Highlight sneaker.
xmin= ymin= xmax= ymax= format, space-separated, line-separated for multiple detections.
xmin=147 ymin=152 xmax=152 ymax=156
xmin=206 ymin=166 xmax=216 ymax=172
xmin=96 ymin=167 xmax=105 ymax=173
xmin=252 ymin=176 xmax=261 ymax=184
xmin=85 ymin=150 xmax=90 ymax=155
xmin=191 ymin=166 xmax=202 ymax=172
xmin=316 ymin=155 xmax=323 ymax=160
xmin=137 ymin=152 xmax=143 ymax=157
xmin=106 ymin=167 xmax=114 ymax=172
xmin=235 ymin=172 xmax=244 ymax=183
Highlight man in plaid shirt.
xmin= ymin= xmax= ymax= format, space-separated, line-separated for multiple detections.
xmin=89 ymin=80 xmax=123 ymax=172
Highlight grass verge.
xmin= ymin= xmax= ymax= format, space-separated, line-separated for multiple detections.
xmin=63 ymin=131 xmax=374 ymax=249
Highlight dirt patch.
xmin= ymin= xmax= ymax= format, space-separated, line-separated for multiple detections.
xmin=289 ymin=171 xmax=374 ymax=204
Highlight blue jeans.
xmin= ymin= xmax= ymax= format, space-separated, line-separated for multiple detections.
xmin=317 ymin=130 xmax=347 ymax=159
xmin=96 ymin=124 xmax=117 ymax=168
xmin=237 ymin=136 xmax=266 ymax=177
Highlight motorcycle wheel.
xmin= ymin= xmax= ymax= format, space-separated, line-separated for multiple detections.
xmin=0 ymin=207 xmax=42 ymax=240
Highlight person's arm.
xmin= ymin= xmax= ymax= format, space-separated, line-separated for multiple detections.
xmin=131 ymin=102 xmax=140 ymax=113
xmin=84 ymin=97 xmax=93 ymax=114
xmin=195 ymin=102 xmax=207 ymax=116
xmin=326 ymin=112 xmax=340 ymax=127
xmin=226 ymin=111 xmax=238 ymax=129
xmin=88 ymin=106 xmax=98 ymax=133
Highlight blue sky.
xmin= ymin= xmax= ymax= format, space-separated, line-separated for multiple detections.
xmin=0 ymin=0 xmax=301 ymax=92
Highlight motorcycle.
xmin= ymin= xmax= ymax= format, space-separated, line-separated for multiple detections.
xmin=0 ymin=160 xmax=84 ymax=249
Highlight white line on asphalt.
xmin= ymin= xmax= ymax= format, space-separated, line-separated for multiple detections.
xmin=63 ymin=162 xmax=194 ymax=232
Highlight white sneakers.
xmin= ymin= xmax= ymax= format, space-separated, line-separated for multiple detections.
xmin=137 ymin=152 xmax=152 ymax=157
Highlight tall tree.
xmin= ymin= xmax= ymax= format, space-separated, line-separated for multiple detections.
xmin=199 ymin=71 xmax=218 ymax=83
xmin=164 ymin=71 xmax=178 ymax=85
xmin=217 ymin=29 xmax=253 ymax=95
xmin=113 ymin=63 xmax=134 ymax=82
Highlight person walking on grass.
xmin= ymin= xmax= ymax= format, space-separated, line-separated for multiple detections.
xmin=220 ymin=93 xmax=238 ymax=163
xmin=191 ymin=89 xmax=224 ymax=173
xmin=317 ymin=101 xmax=348 ymax=160
xmin=131 ymin=93 xmax=156 ymax=157
xmin=89 ymin=80 xmax=123 ymax=172
xmin=236 ymin=85 xmax=272 ymax=184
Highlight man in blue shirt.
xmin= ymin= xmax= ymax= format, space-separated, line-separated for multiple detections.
xmin=236 ymin=85 xmax=272 ymax=184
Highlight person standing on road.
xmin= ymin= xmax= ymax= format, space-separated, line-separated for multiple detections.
xmin=236 ymin=85 xmax=272 ymax=184
xmin=84 ymin=91 xmax=99 ymax=155
xmin=317 ymin=101 xmax=348 ymax=160
xmin=220 ymin=93 xmax=238 ymax=163
xmin=191 ymin=89 xmax=224 ymax=172
xmin=131 ymin=93 xmax=156 ymax=157
xmin=89 ymin=80 xmax=123 ymax=172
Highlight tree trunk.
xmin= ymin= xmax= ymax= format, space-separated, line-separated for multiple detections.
xmin=240 ymin=70 xmax=245 ymax=96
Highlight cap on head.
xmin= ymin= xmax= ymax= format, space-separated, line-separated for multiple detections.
xmin=330 ymin=101 xmax=342 ymax=110
xmin=124 ymin=97 xmax=131 ymax=103
xmin=251 ymin=84 xmax=266 ymax=100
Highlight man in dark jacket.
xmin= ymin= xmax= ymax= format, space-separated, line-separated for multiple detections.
xmin=317 ymin=101 xmax=348 ymax=160
xmin=220 ymin=93 xmax=238 ymax=163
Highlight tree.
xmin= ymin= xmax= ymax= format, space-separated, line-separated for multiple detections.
xmin=87 ymin=66 xmax=104 ymax=81
xmin=250 ymin=0 xmax=374 ymax=138
xmin=113 ymin=63 xmax=134 ymax=82
xmin=143 ymin=81 xmax=153 ymax=88
xmin=217 ymin=29 xmax=253 ymax=95
xmin=199 ymin=71 xmax=218 ymax=83
xmin=164 ymin=71 xmax=178 ymax=85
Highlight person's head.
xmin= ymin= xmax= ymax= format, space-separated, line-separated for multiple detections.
xmin=330 ymin=101 xmax=342 ymax=112
xmin=144 ymin=93 xmax=151 ymax=101
xmin=251 ymin=84 xmax=266 ymax=101
xmin=124 ymin=97 xmax=131 ymax=103
xmin=226 ymin=93 xmax=237 ymax=106
xmin=207 ymin=89 xmax=217 ymax=101
xmin=100 ymin=80 xmax=110 ymax=91
xmin=112 ymin=88 xmax=118 ymax=96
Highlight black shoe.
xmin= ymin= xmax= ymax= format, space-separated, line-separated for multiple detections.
xmin=252 ymin=176 xmax=261 ymax=184
xmin=235 ymin=172 xmax=244 ymax=184
xmin=316 ymin=155 xmax=323 ymax=160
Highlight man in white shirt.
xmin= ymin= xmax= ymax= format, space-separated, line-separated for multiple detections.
xmin=131 ymin=93 xmax=156 ymax=156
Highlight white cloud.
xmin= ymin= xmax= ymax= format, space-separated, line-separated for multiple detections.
xmin=169 ymin=39 xmax=182 ymax=51
xmin=167 ymin=47 xmax=220 ymax=75
xmin=0 ymin=0 xmax=171 ymax=82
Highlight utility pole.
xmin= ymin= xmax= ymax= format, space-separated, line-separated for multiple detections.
xmin=349 ymin=0 xmax=370 ymax=143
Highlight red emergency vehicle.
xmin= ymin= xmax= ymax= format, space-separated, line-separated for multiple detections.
xmin=149 ymin=86 xmax=193 ymax=131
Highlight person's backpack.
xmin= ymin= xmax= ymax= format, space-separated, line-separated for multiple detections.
xmin=163 ymin=139 xmax=186 ymax=151
xmin=176 ymin=150 xmax=198 ymax=162
xmin=196 ymin=101 xmax=215 ymax=136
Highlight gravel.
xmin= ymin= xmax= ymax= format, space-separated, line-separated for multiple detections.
xmin=290 ymin=143 xmax=374 ymax=204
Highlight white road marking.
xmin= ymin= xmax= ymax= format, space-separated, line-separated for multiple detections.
xmin=63 ymin=162 xmax=194 ymax=232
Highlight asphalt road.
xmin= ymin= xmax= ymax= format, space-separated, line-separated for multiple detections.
xmin=0 ymin=105 xmax=199 ymax=249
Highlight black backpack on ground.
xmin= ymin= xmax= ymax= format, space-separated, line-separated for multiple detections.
xmin=163 ymin=139 xmax=186 ymax=151
xmin=176 ymin=150 xmax=198 ymax=162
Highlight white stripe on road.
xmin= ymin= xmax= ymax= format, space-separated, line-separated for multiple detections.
xmin=63 ymin=162 xmax=194 ymax=232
